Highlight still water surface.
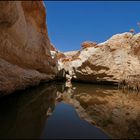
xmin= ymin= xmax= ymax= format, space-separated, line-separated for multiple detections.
xmin=0 ymin=82 xmax=140 ymax=139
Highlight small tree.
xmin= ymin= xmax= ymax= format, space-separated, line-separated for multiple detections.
xmin=129 ymin=28 xmax=135 ymax=34
xmin=137 ymin=22 xmax=140 ymax=30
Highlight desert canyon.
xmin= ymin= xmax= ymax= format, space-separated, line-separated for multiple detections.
xmin=0 ymin=1 xmax=140 ymax=139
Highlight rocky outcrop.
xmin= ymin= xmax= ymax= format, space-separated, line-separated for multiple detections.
xmin=81 ymin=41 xmax=97 ymax=49
xmin=0 ymin=1 xmax=58 ymax=95
xmin=58 ymin=32 xmax=140 ymax=85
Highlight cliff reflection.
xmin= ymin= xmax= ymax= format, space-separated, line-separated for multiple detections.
xmin=0 ymin=82 xmax=140 ymax=139
xmin=0 ymin=83 xmax=57 ymax=139
xmin=61 ymin=83 xmax=140 ymax=139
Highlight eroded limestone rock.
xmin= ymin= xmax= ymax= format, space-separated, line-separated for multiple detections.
xmin=58 ymin=32 xmax=140 ymax=85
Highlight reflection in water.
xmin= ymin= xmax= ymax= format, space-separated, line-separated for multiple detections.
xmin=0 ymin=83 xmax=57 ymax=139
xmin=41 ymin=102 xmax=109 ymax=139
xmin=63 ymin=83 xmax=140 ymax=139
xmin=0 ymin=82 xmax=140 ymax=139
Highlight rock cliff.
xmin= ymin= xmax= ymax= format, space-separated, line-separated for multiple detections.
xmin=58 ymin=32 xmax=140 ymax=85
xmin=0 ymin=1 xmax=58 ymax=95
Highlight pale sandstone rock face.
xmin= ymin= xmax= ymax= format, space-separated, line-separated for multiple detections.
xmin=130 ymin=33 xmax=140 ymax=59
xmin=0 ymin=1 xmax=58 ymax=95
xmin=58 ymin=32 xmax=140 ymax=84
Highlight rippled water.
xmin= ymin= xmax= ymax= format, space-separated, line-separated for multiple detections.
xmin=0 ymin=82 xmax=140 ymax=139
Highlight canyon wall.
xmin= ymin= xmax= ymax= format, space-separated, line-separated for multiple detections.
xmin=58 ymin=33 xmax=140 ymax=85
xmin=0 ymin=1 xmax=58 ymax=95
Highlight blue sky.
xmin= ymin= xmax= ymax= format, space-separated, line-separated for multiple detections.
xmin=44 ymin=1 xmax=140 ymax=52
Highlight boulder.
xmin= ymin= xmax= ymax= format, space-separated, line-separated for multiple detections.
xmin=81 ymin=41 xmax=97 ymax=49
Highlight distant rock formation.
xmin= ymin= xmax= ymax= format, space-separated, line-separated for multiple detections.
xmin=58 ymin=32 xmax=140 ymax=85
xmin=0 ymin=1 xmax=58 ymax=95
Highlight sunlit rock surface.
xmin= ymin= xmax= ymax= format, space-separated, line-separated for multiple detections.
xmin=58 ymin=33 xmax=140 ymax=84
xmin=0 ymin=1 xmax=58 ymax=95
